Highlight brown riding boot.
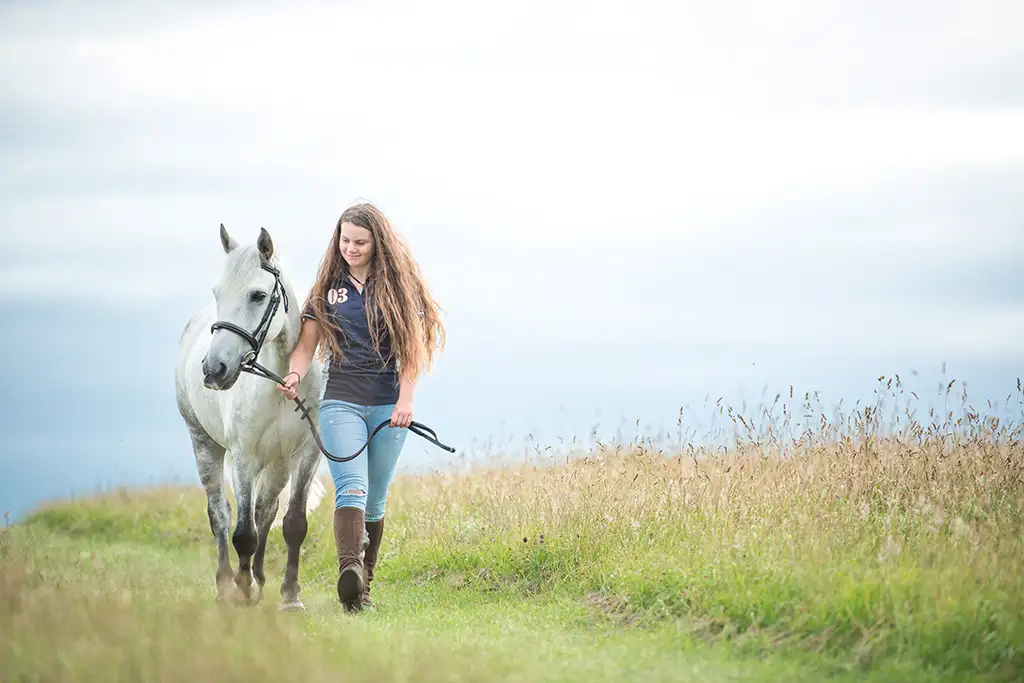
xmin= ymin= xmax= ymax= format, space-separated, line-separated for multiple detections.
xmin=333 ymin=506 xmax=365 ymax=612
xmin=361 ymin=518 xmax=385 ymax=610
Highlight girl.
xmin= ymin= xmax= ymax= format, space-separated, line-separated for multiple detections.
xmin=278 ymin=202 xmax=445 ymax=612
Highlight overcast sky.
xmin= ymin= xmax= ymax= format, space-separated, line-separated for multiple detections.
xmin=2 ymin=0 xmax=1023 ymax=520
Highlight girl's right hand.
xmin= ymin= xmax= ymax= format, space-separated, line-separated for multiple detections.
xmin=278 ymin=372 xmax=300 ymax=400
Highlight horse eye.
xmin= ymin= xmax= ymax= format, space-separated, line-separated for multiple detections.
xmin=250 ymin=290 xmax=267 ymax=303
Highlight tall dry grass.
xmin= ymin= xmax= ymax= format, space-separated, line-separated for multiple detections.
xmin=385 ymin=376 xmax=1024 ymax=675
xmin=3 ymin=374 xmax=1020 ymax=680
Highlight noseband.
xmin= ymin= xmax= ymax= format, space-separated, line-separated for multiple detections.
xmin=209 ymin=260 xmax=454 ymax=462
xmin=210 ymin=261 xmax=290 ymax=371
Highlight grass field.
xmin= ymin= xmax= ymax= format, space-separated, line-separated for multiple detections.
xmin=3 ymin=378 xmax=1022 ymax=682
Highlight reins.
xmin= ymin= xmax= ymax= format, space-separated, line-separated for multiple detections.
xmin=210 ymin=260 xmax=455 ymax=463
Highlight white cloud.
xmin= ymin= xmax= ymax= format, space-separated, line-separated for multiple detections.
xmin=1 ymin=0 xmax=1023 ymax=367
xmin=5 ymin=0 xmax=1023 ymax=108
xmin=4 ymin=1 xmax=1024 ymax=243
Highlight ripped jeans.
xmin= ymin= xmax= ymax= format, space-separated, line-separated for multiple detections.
xmin=319 ymin=399 xmax=409 ymax=521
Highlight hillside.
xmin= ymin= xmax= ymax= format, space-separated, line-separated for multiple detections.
xmin=3 ymin=386 xmax=1023 ymax=682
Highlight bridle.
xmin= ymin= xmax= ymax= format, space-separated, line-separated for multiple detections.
xmin=209 ymin=260 xmax=455 ymax=463
xmin=210 ymin=261 xmax=290 ymax=368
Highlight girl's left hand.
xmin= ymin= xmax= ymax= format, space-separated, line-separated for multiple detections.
xmin=390 ymin=399 xmax=413 ymax=429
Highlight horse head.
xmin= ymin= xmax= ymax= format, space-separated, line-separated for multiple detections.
xmin=202 ymin=223 xmax=291 ymax=390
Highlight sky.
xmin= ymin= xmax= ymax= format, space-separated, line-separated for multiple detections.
xmin=1 ymin=0 xmax=1023 ymax=521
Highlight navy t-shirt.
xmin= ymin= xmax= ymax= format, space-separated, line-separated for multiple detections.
xmin=302 ymin=275 xmax=400 ymax=406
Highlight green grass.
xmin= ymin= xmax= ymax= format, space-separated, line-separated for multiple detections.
xmin=4 ymin=498 xmax=959 ymax=683
xmin=4 ymin=382 xmax=1023 ymax=681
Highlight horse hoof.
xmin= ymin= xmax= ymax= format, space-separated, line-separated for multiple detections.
xmin=232 ymin=585 xmax=263 ymax=607
xmin=279 ymin=599 xmax=305 ymax=613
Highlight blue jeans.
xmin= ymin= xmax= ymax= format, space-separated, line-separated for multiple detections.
xmin=319 ymin=399 xmax=408 ymax=521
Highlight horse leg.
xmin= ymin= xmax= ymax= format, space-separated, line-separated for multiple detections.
xmin=188 ymin=428 xmax=233 ymax=603
xmin=230 ymin=451 xmax=262 ymax=605
xmin=252 ymin=459 xmax=289 ymax=592
xmin=279 ymin=450 xmax=319 ymax=611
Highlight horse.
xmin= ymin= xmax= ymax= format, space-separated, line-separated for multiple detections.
xmin=174 ymin=223 xmax=326 ymax=611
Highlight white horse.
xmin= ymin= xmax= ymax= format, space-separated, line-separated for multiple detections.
xmin=174 ymin=224 xmax=326 ymax=611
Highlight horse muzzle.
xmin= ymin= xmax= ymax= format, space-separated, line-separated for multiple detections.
xmin=201 ymin=353 xmax=242 ymax=390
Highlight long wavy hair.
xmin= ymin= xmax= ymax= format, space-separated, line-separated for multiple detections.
xmin=305 ymin=202 xmax=445 ymax=381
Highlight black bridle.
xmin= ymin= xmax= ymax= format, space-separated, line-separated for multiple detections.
xmin=209 ymin=260 xmax=455 ymax=463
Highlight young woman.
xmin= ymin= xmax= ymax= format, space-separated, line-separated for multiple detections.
xmin=278 ymin=202 xmax=445 ymax=612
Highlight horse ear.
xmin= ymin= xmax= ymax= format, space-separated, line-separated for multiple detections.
xmin=220 ymin=223 xmax=238 ymax=253
xmin=257 ymin=227 xmax=274 ymax=261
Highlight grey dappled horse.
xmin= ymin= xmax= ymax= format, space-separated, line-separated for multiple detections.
xmin=174 ymin=225 xmax=325 ymax=611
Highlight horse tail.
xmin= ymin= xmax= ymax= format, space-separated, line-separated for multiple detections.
xmin=270 ymin=472 xmax=328 ymax=529
xmin=223 ymin=454 xmax=327 ymax=529
xmin=306 ymin=475 xmax=328 ymax=514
